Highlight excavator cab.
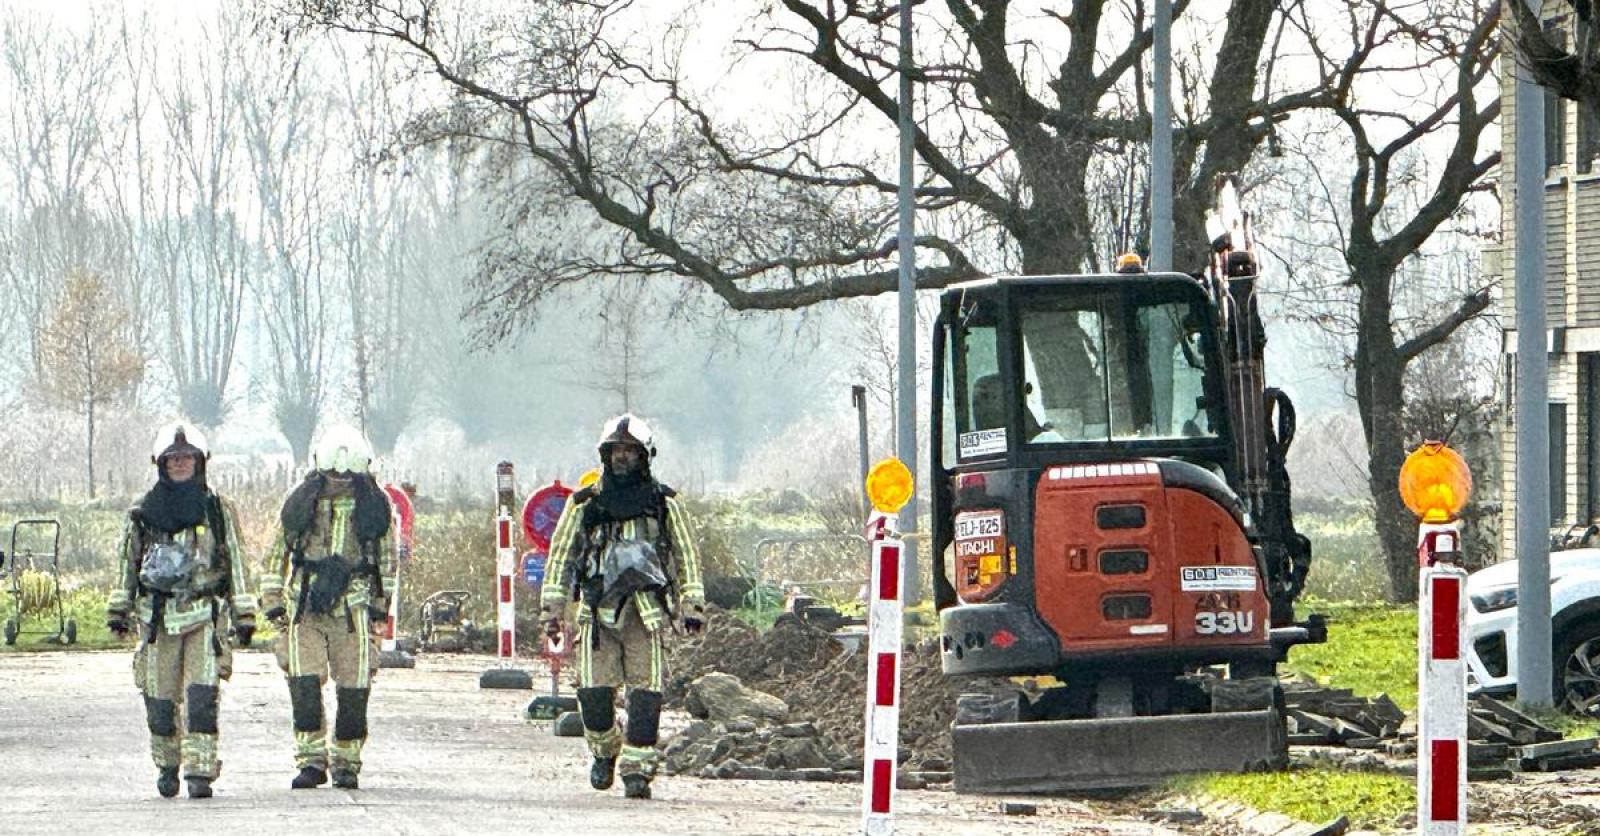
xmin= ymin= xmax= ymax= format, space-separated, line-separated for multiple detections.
xmin=928 ymin=197 xmax=1325 ymax=792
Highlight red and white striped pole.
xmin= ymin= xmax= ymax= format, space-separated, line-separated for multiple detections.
xmin=860 ymin=456 xmax=913 ymax=836
xmin=481 ymin=462 xmax=532 ymax=689
xmin=1417 ymin=521 xmax=1467 ymax=835
xmin=862 ymin=509 xmax=903 ymax=835
xmin=495 ymin=510 xmax=517 ymax=664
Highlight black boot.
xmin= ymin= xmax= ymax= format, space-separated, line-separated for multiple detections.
xmin=291 ymin=766 xmax=327 ymax=789
xmin=622 ymin=773 xmax=652 ymax=800
xmin=590 ymin=756 xmax=616 ymax=790
xmin=156 ymin=767 xmax=179 ymax=799
xmin=331 ymin=769 xmax=359 ymax=790
xmin=186 ymin=777 xmax=213 ymax=799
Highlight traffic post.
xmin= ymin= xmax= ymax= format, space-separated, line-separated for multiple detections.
xmin=862 ymin=457 xmax=913 ymax=836
xmin=378 ymin=482 xmax=416 ymax=669
xmin=481 ymin=461 xmax=533 ymax=690
xmin=1400 ymin=442 xmax=1472 ymax=835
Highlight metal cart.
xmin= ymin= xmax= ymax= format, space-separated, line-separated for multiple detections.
xmin=2 ymin=519 xmax=76 ymax=645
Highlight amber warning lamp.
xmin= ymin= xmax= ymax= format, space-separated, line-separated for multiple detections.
xmin=865 ymin=457 xmax=914 ymax=514
xmin=1398 ymin=441 xmax=1472 ymax=523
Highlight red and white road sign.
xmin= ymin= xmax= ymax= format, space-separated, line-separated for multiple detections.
xmin=861 ymin=510 xmax=902 ymax=835
xmin=1418 ymin=521 xmax=1467 ymax=835
xmin=495 ymin=511 xmax=518 ymax=665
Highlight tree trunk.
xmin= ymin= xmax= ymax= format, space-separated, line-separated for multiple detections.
xmin=1352 ymin=273 xmax=1417 ymax=602
xmin=86 ymin=403 xmax=97 ymax=501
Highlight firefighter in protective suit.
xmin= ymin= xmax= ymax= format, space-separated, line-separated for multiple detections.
xmin=541 ymin=415 xmax=705 ymax=800
xmin=260 ymin=424 xmax=393 ymax=790
xmin=106 ymin=423 xmax=257 ymax=799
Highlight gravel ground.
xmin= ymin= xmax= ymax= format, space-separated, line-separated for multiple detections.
xmin=0 ymin=648 xmax=1177 ymax=835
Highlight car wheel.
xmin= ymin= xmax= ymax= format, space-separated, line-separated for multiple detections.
xmin=1555 ymin=620 xmax=1600 ymax=716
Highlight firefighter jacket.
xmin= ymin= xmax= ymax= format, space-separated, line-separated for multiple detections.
xmin=540 ymin=485 xmax=704 ymax=630
xmin=261 ymin=480 xmax=393 ymax=621
xmin=109 ymin=496 xmax=257 ymax=635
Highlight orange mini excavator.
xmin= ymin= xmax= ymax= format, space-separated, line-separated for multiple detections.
xmin=929 ymin=183 xmax=1326 ymax=791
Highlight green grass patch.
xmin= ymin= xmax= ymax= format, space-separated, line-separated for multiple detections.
xmin=1179 ymin=768 xmax=1412 ymax=830
xmin=1288 ymin=600 xmax=1418 ymax=710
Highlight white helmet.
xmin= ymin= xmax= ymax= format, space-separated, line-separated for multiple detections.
xmin=312 ymin=423 xmax=374 ymax=474
xmin=596 ymin=414 xmax=656 ymax=459
xmin=151 ymin=422 xmax=209 ymax=464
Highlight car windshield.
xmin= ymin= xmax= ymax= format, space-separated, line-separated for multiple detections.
xmin=945 ymin=283 xmax=1218 ymax=459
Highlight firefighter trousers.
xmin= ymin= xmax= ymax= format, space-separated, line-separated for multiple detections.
xmin=132 ymin=618 xmax=229 ymax=779
xmin=275 ymin=609 xmax=378 ymax=773
xmin=576 ymin=605 xmax=665 ymax=778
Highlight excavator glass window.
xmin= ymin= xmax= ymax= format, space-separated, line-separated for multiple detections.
xmin=1017 ymin=291 xmax=1215 ymax=444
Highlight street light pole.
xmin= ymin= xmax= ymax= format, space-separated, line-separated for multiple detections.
xmin=1150 ymin=0 xmax=1172 ymax=273
xmin=895 ymin=0 xmax=920 ymax=606
xmin=1514 ymin=0 xmax=1552 ymax=709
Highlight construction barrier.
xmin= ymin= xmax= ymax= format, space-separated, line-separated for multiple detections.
xmin=481 ymin=462 xmax=531 ymax=689
xmin=1417 ymin=521 xmax=1466 ymax=835
xmin=861 ymin=510 xmax=902 ymax=835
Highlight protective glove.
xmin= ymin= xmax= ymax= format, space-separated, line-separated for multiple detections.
xmin=106 ymin=611 xmax=134 ymax=640
xmin=681 ymin=598 xmax=707 ymax=631
xmin=543 ymin=617 xmax=564 ymax=639
xmin=233 ymin=618 xmax=256 ymax=648
xmin=367 ymin=605 xmax=388 ymax=626
xmin=263 ymin=605 xmax=288 ymax=629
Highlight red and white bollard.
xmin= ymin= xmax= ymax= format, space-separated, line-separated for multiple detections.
xmin=1417 ymin=521 xmax=1467 ymax=835
xmin=481 ymin=462 xmax=532 ymax=690
xmin=862 ymin=510 xmax=903 ymax=835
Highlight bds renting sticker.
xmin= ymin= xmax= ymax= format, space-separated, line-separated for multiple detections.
xmin=959 ymin=428 xmax=1007 ymax=458
xmin=1179 ymin=565 xmax=1257 ymax=592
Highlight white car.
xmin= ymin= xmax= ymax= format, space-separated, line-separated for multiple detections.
xmin=1466 ymin=548 xmax=1600 ymax=714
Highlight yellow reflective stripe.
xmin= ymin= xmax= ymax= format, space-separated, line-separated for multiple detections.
xmin=288 ymin=623 xmax=301 ymax=676
xmin=145 ymin=638 xmax=159 ymax=695
xmin=330 ymin=497 xmax=353 ymax=554
xmin=116 ymin=516 xmax=139 ymax=606
xmin=221 ymin=500 xmax=256 ymax=615
xmin=649 ymin=630 xmax=663 ymax=690
xmin=202 ymin=623 xmax=216 ymax=683
xmin=665 ymin=498 xmax=702 ymax=599
xmin=357 ymin=615 xmax=370 ymax=688
xmin=576 ymin=620 xmax=592 ymax=685
xmin=541 ymin=497 xmax=583 ymax=602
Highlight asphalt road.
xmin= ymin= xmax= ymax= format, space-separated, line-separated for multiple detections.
xmin=0 ymin=649 xmax=1176 ymax=835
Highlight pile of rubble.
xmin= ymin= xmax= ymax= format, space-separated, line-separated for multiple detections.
xmin=661 ymin=670 xmax=956 ymax=787
xmin=660 ymin=610 xmax=981 ymax=783
xmin=1282 ymin=676 xmax=1600 ymax=779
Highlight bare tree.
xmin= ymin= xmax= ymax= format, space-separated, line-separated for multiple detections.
xmin=265 ymin=0 xmax=1335 ymax=340
xmin=0 ymin=10 xmax=122 ymax=382
xmin=330 ymin=40 xmax=424 ymax=453
xmin=240 ymin=41 xmax=336 ymax=464
xmin=1268 ymin=0 xmax=1499 ymax=601
xmin=37 ymin=270 xmax=146 ymax=498
xmin=1509 ymin=0 xmax=1600 ymax=114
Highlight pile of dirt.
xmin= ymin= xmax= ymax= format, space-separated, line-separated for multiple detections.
xmin=665 ymin=609 xmax=839 ymax=702
xmin=665 ymin=610 xmax=986 ymax=771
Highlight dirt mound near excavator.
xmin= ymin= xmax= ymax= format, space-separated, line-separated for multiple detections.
xmin=666 ymin=610 xmax=979 ymax=769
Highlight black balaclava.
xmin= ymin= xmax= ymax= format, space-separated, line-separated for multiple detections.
xmin=136 ymin=434 xmax=210 ymax=535
xmin=584 ymin=437 xmax=657 ymax=526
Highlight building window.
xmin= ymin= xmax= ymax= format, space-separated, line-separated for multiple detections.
xmin=1547 ymin=21 xmax=1569 ymax=170
xmin=1554 ymin=402 xmax=1569 ymax=524
xmin=1581 ymin=100 xmax=1600 ymax=174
